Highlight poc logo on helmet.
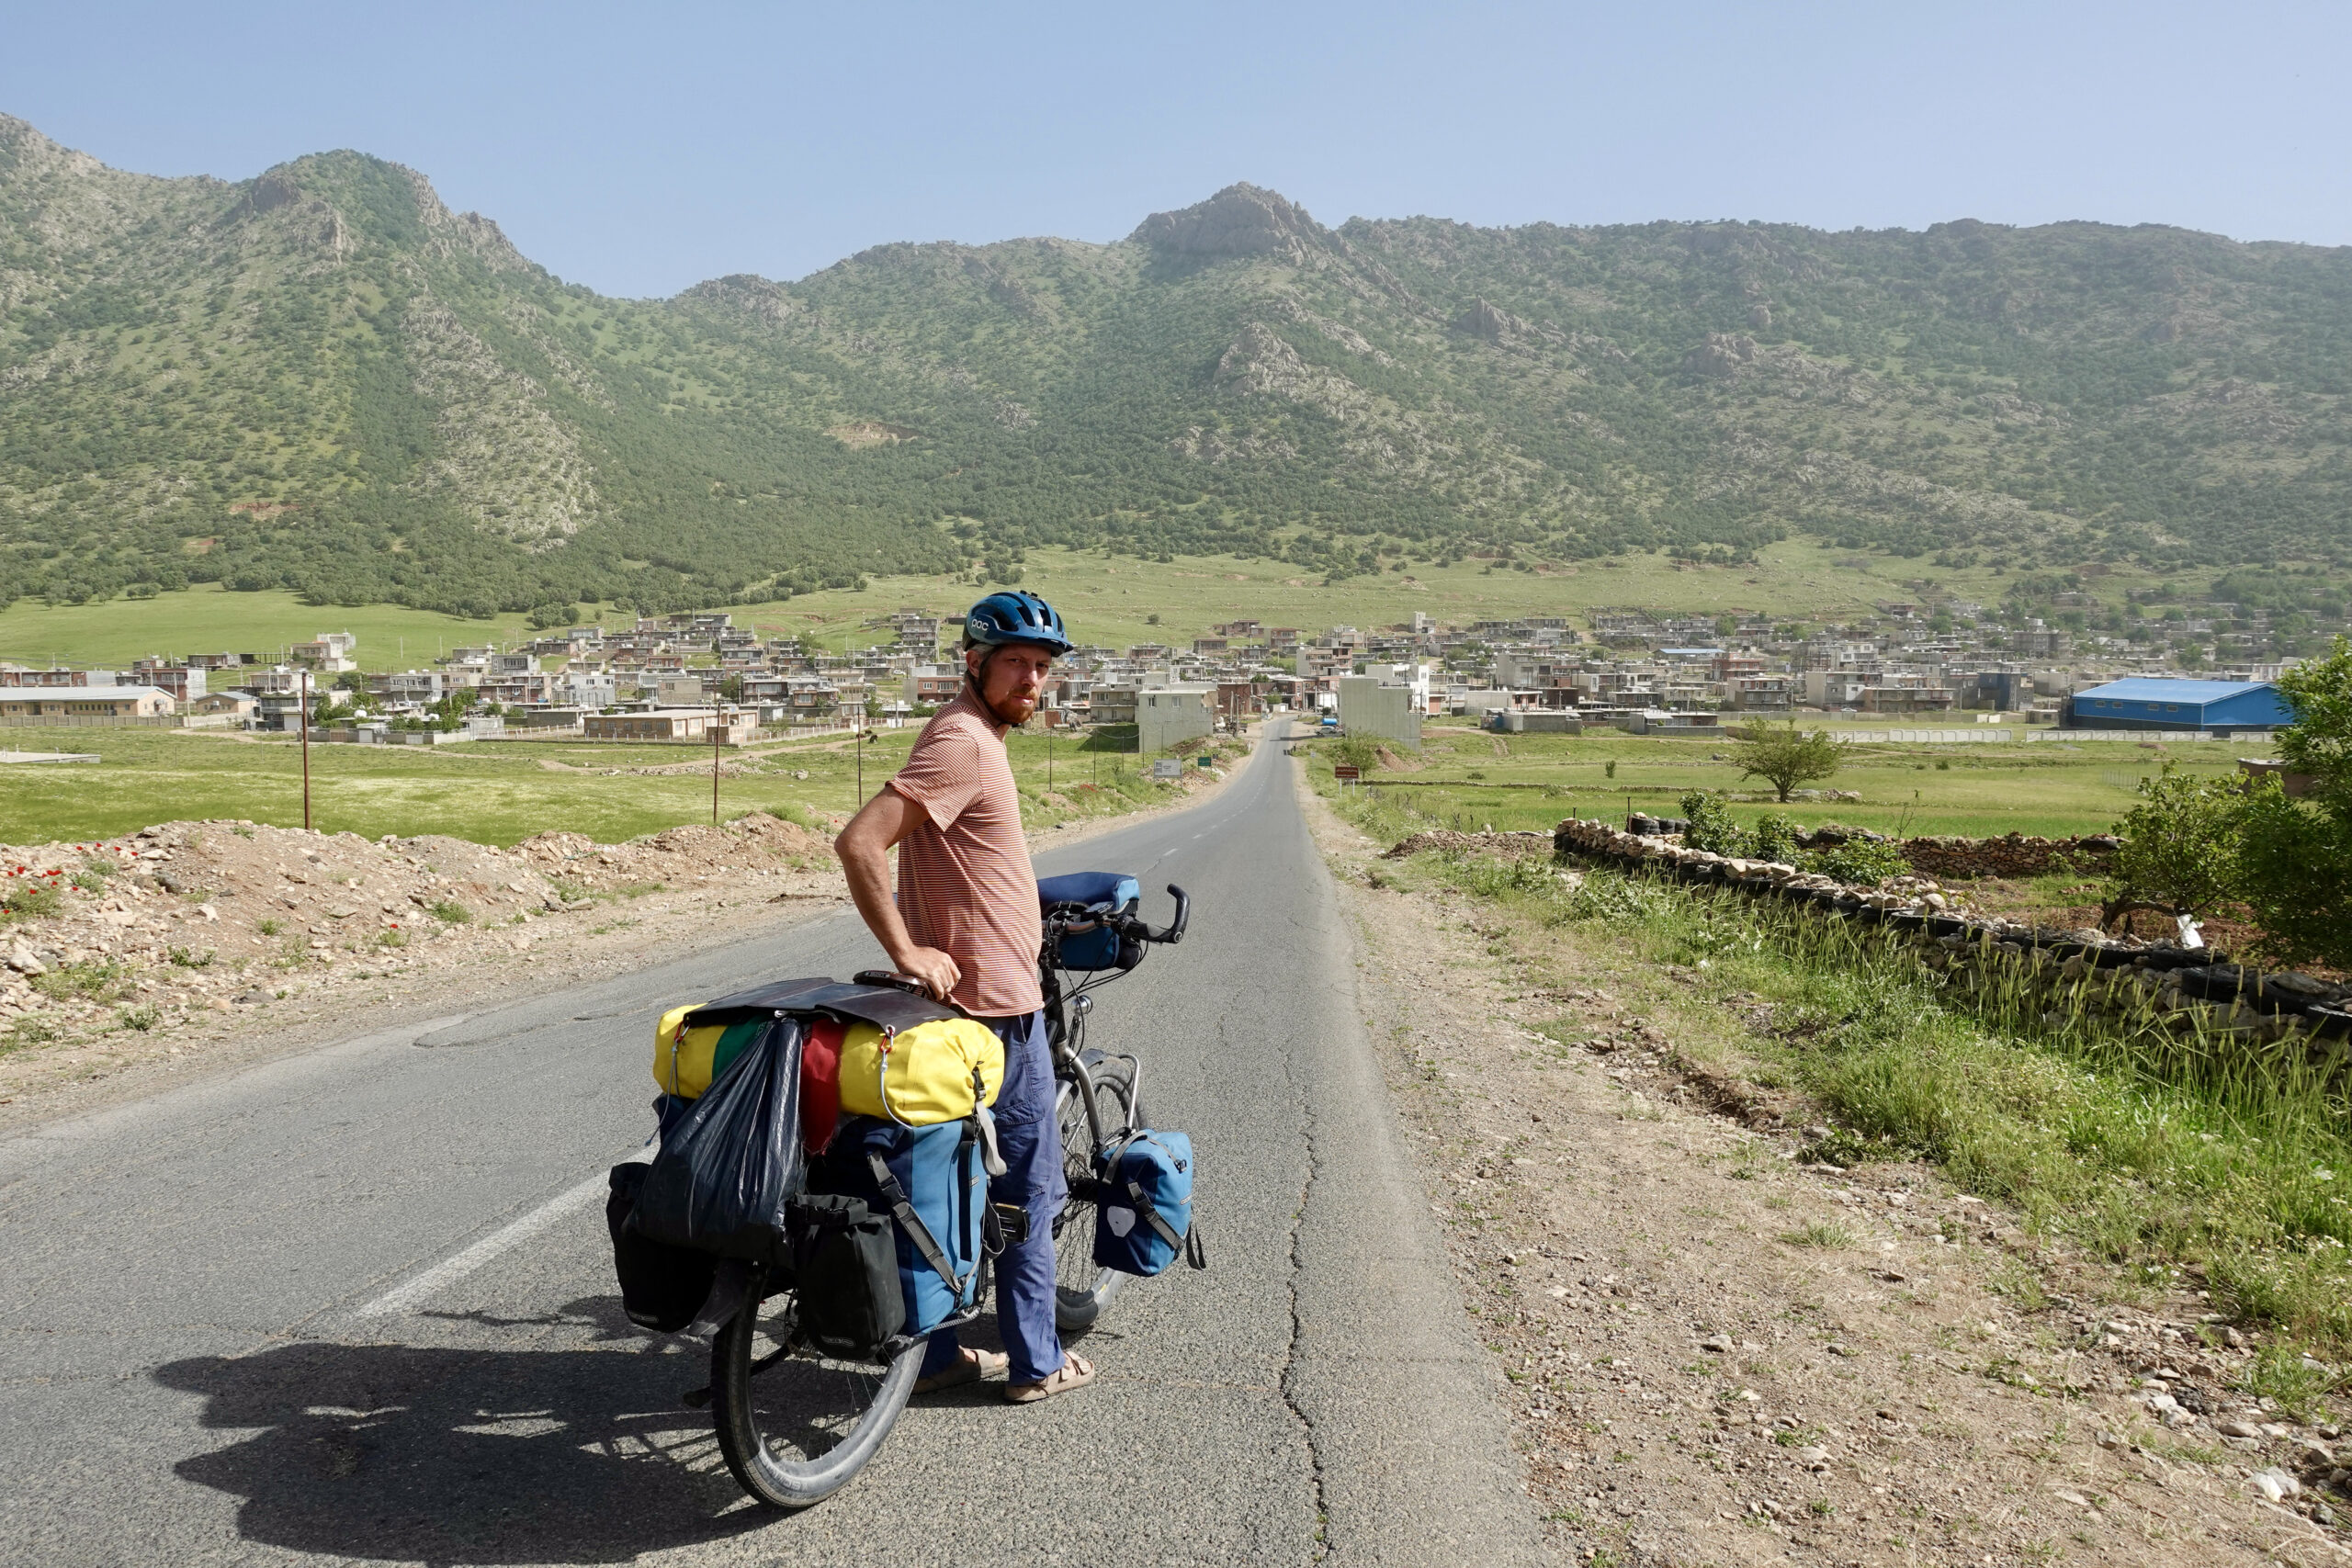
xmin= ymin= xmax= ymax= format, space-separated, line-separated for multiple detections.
xmin=966 ymin=613 xmax=991 ymax=640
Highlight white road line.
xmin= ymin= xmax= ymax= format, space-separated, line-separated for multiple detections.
xmin=354 ymin=1170 xmax=608 ymax=1318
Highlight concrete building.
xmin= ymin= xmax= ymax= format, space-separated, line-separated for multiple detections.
xmin=0 ymin=686 xmax=177 ymax=720
xmin=1136 ymin=686 xmax=1214 ymax=754
xmin=1336 ymin=675 xmax=1422 ymax=750
xmin=584 ymin=709 xmax=721 ymax=741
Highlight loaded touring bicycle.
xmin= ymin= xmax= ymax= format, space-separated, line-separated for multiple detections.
xmin=605 ymin=874 xmax=1199 ymax=1507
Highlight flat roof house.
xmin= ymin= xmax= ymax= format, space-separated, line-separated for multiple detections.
xmin=2066 ymin=678 xmax=2294 ymax=734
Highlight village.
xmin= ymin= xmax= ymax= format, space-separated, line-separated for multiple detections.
xmin=0 ymin=584 xmax=2327 ymax=752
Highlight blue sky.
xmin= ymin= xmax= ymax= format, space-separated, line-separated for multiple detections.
xmin=4 ymin=1 xmax=2345 ymax=299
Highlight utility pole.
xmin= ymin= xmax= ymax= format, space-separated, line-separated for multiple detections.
xmin=854 ymin=723 xmax=864 ymax=800
xmin=1046 ymin=725 xmax=1055 ymax=792
xmin=711 ymin=712 xmax=722 ymax=825
xmin=300 ymin=670 xmax=312 ymax=831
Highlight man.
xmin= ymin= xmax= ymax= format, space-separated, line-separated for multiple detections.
xmin=833 ymin=589 xmax=1093 ymax=1404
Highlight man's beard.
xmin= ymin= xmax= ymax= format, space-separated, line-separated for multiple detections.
xmin=971 ymin=674 xmax=1035 ymax=728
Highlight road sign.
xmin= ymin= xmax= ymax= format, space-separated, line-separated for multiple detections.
xmin=1332 ymin=764 xmax=1361 ymax=782
xmin=1197 ymin=755 xmax=1214 ymax=768
xmin=1150 ymin=759 xmax=1183 ymax=780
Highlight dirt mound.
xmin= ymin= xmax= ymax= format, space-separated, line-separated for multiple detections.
xmin=0 ymin=810 xmax=842 ymax=1072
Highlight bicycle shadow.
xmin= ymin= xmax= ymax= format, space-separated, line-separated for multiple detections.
xmin=153 ymin=1296 xmax=775 ymax=1565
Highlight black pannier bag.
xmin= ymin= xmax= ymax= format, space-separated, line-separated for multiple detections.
xmin=786 ymin=1192 xmax=906 ymax=1359
xmin=605 ymin=1161 xmax=718 ymax=1333
xmin=628 ymin=1015 xmax=809 ymax=1264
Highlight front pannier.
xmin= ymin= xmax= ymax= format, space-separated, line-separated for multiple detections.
xmin=1092 ymin=1128 xmax=1207 ymax=1277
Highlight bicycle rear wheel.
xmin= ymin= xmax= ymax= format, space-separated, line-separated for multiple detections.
xmin=1053 ymin=1061 xmax=1139 ymax=1332
xmin=710 ymin=1294 xmax=922 ymax=1509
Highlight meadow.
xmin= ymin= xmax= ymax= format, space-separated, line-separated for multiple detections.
xmin=0 ymin=723 xmax=1220 ymax=848
xmin=1310 ymin=724 xmax=2237 ymax=841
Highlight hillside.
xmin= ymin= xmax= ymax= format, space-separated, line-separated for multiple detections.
xmin=5 ymin=113 xmax=2350 ymax=622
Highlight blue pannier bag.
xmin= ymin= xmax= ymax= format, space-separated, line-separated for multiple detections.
xmin=1038 ymin=871 xmax=1143 ymax=972
xmin=1092 ymin=1128 xmax=1207 ymax=1276
xmin=813 ymin=1114 xmax=988 ymax=1340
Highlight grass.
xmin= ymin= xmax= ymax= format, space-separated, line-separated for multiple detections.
xmin=0 ymin=536 xmax=2174 ymax=677
xmin=1779 ymin=1222 xmax=1858 ymax=1248
xmin=1301 ymin=724 xmax=2241 ymax=840
xmin=0 ymin=585 xmax=546 ymax=673
xmin=728 ymin=538 xmax=2163 ymax=654
xmin=1323 ymin=763 xmax=2352 ymax=1359
xmin=0 ymin=716 xmax=1233 ymax=847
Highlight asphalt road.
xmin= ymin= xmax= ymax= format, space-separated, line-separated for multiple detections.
xmin=0 ymin=726 xmax=1551 ymax=1567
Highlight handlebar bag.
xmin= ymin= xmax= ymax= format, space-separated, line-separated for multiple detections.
xmin=810 ymin=1114 xmax=987 ymax=1338
xmin=1091 ymin=1128 xmax=1207 ymax=1277
xmin=1038 ymin=871 xmax=1144 ymax=971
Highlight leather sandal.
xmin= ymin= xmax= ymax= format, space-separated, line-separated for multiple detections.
xmin=912 ymin=1348 xmax=1007 ymax=1394
xmin=1004 ymin=1352 xmax=1095 ymax=1404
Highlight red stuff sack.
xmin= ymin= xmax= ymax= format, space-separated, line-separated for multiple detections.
xmin=801 ymin=1016 xmax=846 ymax=1153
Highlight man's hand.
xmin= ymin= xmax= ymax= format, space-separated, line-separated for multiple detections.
xmin=889 ymin=945 xmax=962 ymax=1002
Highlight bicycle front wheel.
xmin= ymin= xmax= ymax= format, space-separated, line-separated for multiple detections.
xmin=710 ymin=1296 xmax=922 ymax=1509
xmin=1054 ymin=1061 xmax=1139 ymax=1332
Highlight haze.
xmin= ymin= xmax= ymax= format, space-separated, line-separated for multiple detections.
xmin=2 ymin=0 xmax=2346 ymax=299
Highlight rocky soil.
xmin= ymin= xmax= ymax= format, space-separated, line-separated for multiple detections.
xmin=0 ymin=753 xmax=1245 ymax=1122
xmin=1305 ymin=778 xmax=2350 ymax=1567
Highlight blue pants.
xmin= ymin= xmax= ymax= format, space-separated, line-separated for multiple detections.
xmin=920 ymin=1009 xmax=1066 ymax=1385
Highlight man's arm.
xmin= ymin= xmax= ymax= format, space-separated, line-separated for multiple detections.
xmin=834 ymin=785 xmax=962 ymax=1000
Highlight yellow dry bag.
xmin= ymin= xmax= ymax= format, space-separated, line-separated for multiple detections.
xmin=652 ymin=1004 xmax=769 ymax=1100
xmin=837 ymin=1017 xmax=1003 ymax=1126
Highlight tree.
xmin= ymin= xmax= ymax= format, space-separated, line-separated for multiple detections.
xmin=2101 ymin=764 xmax=2246 ymax=931
xmin=2237 ymin=637 xmax=2352 ymax=968
xmin=1730 ymin=721 xmax=1848 ymax=803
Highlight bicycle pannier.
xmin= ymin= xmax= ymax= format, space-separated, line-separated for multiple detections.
xmin=786 ymin=1191 xmax=905 ymax=1358
xmin=835 ymin=1017 xmax=1003 ymax=1126
xmin=606 ymin=1161 xmax=718 ymax=1332
xmin=1093 ymin=1128 xmax=1206 ymax=1277
xmin=812 ymin=1114 xmax=987 ymax=1337
xmin=629 ymin=1018 xmax=808 ymax=1264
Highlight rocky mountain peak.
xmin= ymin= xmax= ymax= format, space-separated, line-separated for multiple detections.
xmin=1130 ymin=183 xmax=1325 ymax=262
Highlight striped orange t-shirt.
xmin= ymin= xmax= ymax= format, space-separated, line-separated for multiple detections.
xmin=884 ymin=689 xmax=1043 ymax=1017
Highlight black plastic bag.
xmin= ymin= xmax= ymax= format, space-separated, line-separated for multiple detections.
xmin=628 ymin=1016 xmax=808 ymax=1264
xmin=606 ymin=1161 xmax=718 ymax=1332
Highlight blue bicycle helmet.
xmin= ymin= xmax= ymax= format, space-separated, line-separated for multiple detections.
xmin=963 ymin=590 xmax=1073 ymax=655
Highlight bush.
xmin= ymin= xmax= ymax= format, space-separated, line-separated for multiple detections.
xmin=2103 ymin=762 xmax=2246 ymax=928
xmin=1814 ymin=839 xmax=1909 ymax=886
xmin=1679 ymin=791 xmax=1745 ymax=855
xmin=428 ymin=899 xmax=472 ymax=924
xmin=1751 ymin=812 xmax=1804 ymax=865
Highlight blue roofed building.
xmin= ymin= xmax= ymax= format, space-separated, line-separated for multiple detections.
xmin=2064 ymin=678 xmax=2294 ymax=734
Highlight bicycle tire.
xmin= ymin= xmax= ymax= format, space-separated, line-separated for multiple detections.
xmin=1053 ymin=1063 xmax=1140 ymax=1332
xmin=710 ymin=1296 xmax=922 ymax=1509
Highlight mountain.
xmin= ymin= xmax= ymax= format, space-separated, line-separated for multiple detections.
xmin=4 ymin=114 xmax=2350 ymax=621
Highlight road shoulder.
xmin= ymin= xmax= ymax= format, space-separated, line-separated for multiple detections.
xmin=1296 ymin=771 xmax=2324 ymax=1567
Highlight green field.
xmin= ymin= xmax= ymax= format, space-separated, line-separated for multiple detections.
xmin=743 ymin=538 xmax=2156 ymax=653
xmin=1304 ymin=724 xmax=2237 ymax=840
xmin=0 ymin=537 xmax=2162 ymax=671
xmin=0 ymin=724 xmax=1223 ymax=848
xmin=0 ymin=585 xmax=549 ymax=673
